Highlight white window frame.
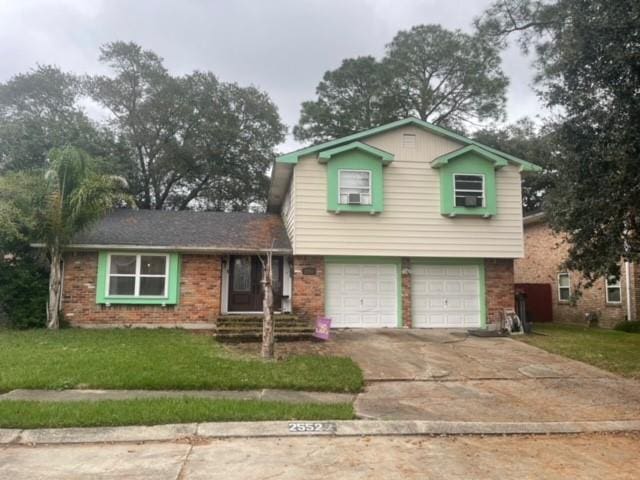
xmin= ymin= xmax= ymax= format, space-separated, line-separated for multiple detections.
xmin=453 ymin=173 xmax=485 ymax=208
xmin=605 ymin=276 xmax=622 ymax=304
xmin=557 ymin=272 xmax=571 ymax=302
xmin=338 ymin=169 xmax=372 ymax=205
xmin=106 ymin=253 xmax=169 ymax=298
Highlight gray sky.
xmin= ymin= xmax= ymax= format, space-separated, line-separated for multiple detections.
xmin=0 ymin=0 xmax=545 ymax=151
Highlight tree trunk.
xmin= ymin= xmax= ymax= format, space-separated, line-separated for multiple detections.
xmin=260 ymin=251 xmax=275 ymax=359
xmin=47 ymin=248 xmax=62 ymax=329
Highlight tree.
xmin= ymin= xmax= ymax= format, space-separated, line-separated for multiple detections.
xmin=295 ymin=25 xmax=509 ymax=143
xmin=0 ymin=65 xmax=112 ymax=173
xmin=473 ymin=118 xmax=556 ymax=214
xmin=476 ymin=0 xmax=640 ymax=282
xmin=0 ymin=146 xmax=129 ymax=328
xmin=87 ymin=42 xmax=285 ymax=211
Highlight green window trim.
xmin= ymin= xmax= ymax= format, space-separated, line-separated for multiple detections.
xmin=96 ymin=252 xmax=181 ymax=305
xmin=322 ymin=142 xmax=392 ymax=214
xmin=434 ymin=149 xmax=499 ymax=218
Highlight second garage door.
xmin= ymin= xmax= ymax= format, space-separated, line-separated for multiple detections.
xmin=325 ymin=263 xmax=398 ymax=328
xmin=412 ymin=264 xmax=482 ymax=328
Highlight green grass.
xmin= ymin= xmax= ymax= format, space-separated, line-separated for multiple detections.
xmin=521 ymin=323 xmax=640 ymax=378
xmin=0 ymin=398 xmax=355 ymax=429
xmin=0 ymin=329 xmax=363 ymax=393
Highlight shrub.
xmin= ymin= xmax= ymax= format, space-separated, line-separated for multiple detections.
xmin=613 ymin=321 xmax=640 ymax=333
xmin=0 ymin=254 xmax=48 ymax=328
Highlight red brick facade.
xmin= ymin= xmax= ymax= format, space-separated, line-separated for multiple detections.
xmin=291 ymin=256 xmax=325 ymax=322
xmin=514 ymin=221 xmax=637 ymax=327
xmin=484 ymin=259 xmax=515 ymax=325
xmin=62 ymin=252 xmax=221 ymax=327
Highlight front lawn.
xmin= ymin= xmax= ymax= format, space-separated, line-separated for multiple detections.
xmin=521 ymin=323 xmax=640 ymax=378
xmin=0 ymin=398 xmax=354 ymax=428
xmin=0 ymin=329 xmax=363 ymax=393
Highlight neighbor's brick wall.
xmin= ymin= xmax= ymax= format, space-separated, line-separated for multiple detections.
xmin=292 ymin=256 xmax=324 ymax=322
xmin=485 ymin=259 xmax=515 ymax=324
xmin=514 ymin=222 xmax=633 ymax=327
xmin=401 ymin=258 xmax=412 ymax=328
xmin=62 ymin=252 xmax=221 ymax=326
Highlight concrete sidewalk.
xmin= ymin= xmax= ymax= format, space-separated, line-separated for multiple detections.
xmin=0 ymin=388 xmax=355 ymax=404
xmin=2 ymin=419 xmax=640 ymax=445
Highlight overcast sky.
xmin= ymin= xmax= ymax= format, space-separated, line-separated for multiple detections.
xmin=0 ymin=0 xmax=545 ymax=151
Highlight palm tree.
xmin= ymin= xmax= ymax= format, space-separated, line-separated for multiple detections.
xmin=0 ymin=146 xmax=129 ymax=328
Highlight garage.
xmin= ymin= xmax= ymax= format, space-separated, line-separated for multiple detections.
xmin=412 ymin=263 xmax=482 ymax=328
xmin=325 ymin=262 xmax=398 ymax=328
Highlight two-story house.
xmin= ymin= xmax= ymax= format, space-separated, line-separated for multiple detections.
xmin=60 ymin=118 xmax=540 ymax=329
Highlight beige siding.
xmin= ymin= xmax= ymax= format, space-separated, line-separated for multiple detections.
xmin=281 ymin=169 xmax=296 ymax=251
xmin=292 ymin=125 xmax=524 ymax=258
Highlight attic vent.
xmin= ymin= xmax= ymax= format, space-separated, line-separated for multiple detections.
xmin=402 ymin=133 xmax=416 ymax=148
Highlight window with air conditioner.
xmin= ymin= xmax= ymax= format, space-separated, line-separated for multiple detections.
xmin=454 ymin=174 xmax=485 ymax=208
xmin=339 ymin=170 xmax=371 ymax=205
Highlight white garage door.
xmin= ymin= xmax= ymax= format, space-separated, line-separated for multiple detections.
xmin=412 ymin=264 xmax=481 ymax=328
xmin=325 ymin=263 xmax=398 ymax=328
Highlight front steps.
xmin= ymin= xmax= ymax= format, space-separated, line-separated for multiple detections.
xmin=215 ymin=314 xmax=315 ymax=341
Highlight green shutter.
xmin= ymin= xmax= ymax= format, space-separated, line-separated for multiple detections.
xmin=96 ymin=252 xmax=180 ymax=305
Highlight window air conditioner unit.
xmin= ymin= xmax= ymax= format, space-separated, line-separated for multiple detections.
xmin=464 ymin=196 xmax=481 ymax=207
xmin=348 ymin=193 xmax=362 ymax=205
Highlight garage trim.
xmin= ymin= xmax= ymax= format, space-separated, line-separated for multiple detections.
xmin=325 ymin=256 xmax=403 ymax=327
xmin=411 ymin=258 xmax=486 ymax=328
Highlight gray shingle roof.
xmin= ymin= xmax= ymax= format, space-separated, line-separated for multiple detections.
xmin=71 ymin=209 xmax=292 ymax=253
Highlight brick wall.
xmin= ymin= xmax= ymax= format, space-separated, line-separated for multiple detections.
xmin=62 ymin=252 xmax=221 ymax=327
xmin=514 ymin=221 xmax=633 ymax=327
xmin=401 ymin=258 xmax=412 ymax=327
xmin=291 ymin=256 xmax=324 ymax=322
xmin=485 ymin=259 xmax=515 ymax=325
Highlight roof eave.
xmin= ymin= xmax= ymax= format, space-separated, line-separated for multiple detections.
xmin=31 ymin=243 xmax=293 ymax=255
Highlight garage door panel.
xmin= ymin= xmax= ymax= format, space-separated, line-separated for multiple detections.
xmin=412 ymin=264 xmax=481 ymax=328
xmin=326 ymin=262 xmax=398 ymax=328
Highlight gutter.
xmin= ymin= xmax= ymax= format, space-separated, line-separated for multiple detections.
xmin=30 ymin=243 xmax=293 ymax=255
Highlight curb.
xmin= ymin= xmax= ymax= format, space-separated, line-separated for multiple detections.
xmin=3 ymin=420 xmax=640 ymax=445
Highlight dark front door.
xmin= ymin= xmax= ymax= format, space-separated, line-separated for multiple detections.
xmin=228 ymin=256 xmax=284 ymax=312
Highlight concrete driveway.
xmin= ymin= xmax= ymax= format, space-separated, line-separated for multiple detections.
xmin=322 ymin=329 xmax=640 ymax=422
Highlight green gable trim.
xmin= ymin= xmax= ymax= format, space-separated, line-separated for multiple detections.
xmin=277 ymin=117 xmax=541 ymax=172
xmin=318 ymin=141 xmax=394 ymax=164
xmin=96 ymin=252 xmax=180 ymax=305
xmin=326 ymin=149 xmax=386 ymax=214
xmin=438 ymin=151 xmax=498 ymax=217
xmin=411 ymin=258 xmax=486 ymax=328
xmin=432 ymin=145 xmax=508 ymax=169
xmin=325 ymin=256 xmax=403 ymax=327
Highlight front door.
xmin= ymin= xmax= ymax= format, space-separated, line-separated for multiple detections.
xmin=228 ymin=256 xmax=283 ymax=312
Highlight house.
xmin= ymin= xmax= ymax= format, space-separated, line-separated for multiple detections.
xmin=60 ymin=117 xmax=540 ymax=329
xmin=514 ymin=212 xmax=639 ymax=327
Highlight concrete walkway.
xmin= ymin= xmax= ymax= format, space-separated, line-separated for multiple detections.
xmin=0 ymin=388 xmax=355 ymax=405
xmin=2 ymin=433 xmax=640 ymax=479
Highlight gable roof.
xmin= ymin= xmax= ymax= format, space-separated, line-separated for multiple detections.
xmin=65 ymin=209 xmax=292 ymax=253
xmin=277 ymin=117 xmax=541 ymax=171
xmin=317 ymin=141 xmax=394 ymax=164
xmin=268 ymin=117 xmax=542 ymax=212
xmin=432 ymin=145 xmax=509 ymax=169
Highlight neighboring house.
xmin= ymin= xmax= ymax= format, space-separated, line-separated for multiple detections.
xmin=59 ymin=117 xmax=540 ymax=329
xmin=514 ymin=212 xmax=639 ymax=327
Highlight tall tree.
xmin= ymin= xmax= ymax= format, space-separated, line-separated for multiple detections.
xmin=87 ymin=42 xmax=285 ymax=210
xmin=0 ymin=146 xmax=129 ymax=328
xmin=0 ymin=65 xmax=110 ymax=173
xmin=476 ymin=0 xmax=640 ymax=281
xmin=473 ymin=118 xmax=556 ymax=214
xmin=295 ymin=25 xmax=508 ymax=143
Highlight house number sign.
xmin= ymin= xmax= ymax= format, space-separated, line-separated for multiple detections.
xmin=302 ymin=267 xmax=317 ymax=275
xmin=288 ymin=422 xmax=337 ymax=433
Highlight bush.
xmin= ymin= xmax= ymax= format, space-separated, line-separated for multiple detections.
xmin=613 ymin=321 xmax=640 ymax=333
xmin=0 ymin=254 xmax=48 ymax=328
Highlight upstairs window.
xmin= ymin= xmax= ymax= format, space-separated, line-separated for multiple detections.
xmin=558 ymin=272 xmax=571 ymax=302
xmin=606 ymin=276 xmax=622 ymax=304
xmin=339 ymin=170 xmax=371 ymax=205
xmin=454 ymin=174 xmax=485 ymax=208
xmin=107 ymin=254 xmax=168 ymax=297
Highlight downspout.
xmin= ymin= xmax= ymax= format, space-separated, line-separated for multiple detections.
xmin=625 ymin=261 xmax=633 ymax=321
